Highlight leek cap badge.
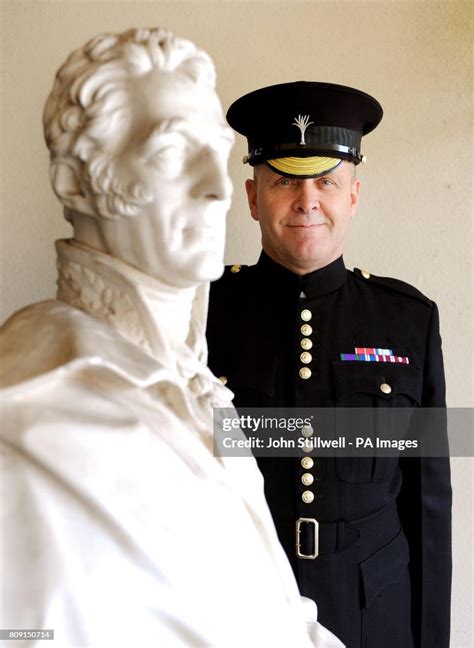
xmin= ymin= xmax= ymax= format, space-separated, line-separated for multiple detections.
xmin=292 ymin=114 xmax=313 ymax=145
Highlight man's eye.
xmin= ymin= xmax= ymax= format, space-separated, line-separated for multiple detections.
xmin=277 ymin=178 xmax=292 ymax=186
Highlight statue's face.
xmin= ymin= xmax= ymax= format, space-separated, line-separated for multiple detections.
xmin=100 ymin=69 xmax=234 ymax=287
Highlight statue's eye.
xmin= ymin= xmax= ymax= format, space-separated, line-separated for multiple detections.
xmin=147 ymin=144 xmax=185 ymax=177
xmin=148 ymin=145 xmax=178 ymax=164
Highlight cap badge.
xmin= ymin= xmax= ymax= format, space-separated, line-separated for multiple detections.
xmin=292 ymin=114 xmax=314 ymax=145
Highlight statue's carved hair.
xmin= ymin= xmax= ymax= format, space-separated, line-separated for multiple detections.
xmin=43 ymin=28 xmax=216 ymax=220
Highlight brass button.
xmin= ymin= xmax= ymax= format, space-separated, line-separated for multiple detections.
xmin=302 ymin=490 xmax=314 ymax=504
xmin=300 ymin=309 xmax=312 ymax=322
xmin=380 ymin=382 xmax=392 ymax=395
xmin=301 ymin=456 xmax=314 ymax=469
xmin=361 ymin=270 xmax=371 ymax=279
xmin=230 ymin=264 xmax=241 ymax=273
xmin=299 ymin=367 xmax=312 ymax=380
xmin=301 ymin=338 xmax=313 ymax=350
xmin=301 ymin=324 xmax=312 ymax=336
xmin=301 ymin=425 xmax=314 ymax=438
xmin=301 ymin=439 xmax=313 ymax=453
xmin=300 ymin=351 xmax=312 ymax=364
xmin=218 ymin=376 xmax=228 ymax=385
xmin=301 ymin=473 xmax=314 ymax=486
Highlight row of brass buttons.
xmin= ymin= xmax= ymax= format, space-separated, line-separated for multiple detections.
xmin=300 ymin=269 xmax=372 ymax=506
xmin=300 ymin=423 xmax=315 ymax=503
xmin=299 ymin=310 xmax=315 ymax=501
xmin=299 ymin=309 xmax=313 ymax=380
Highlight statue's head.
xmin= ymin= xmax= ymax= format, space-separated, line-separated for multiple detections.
xmin=43 ymin=28 xmax=234 ymax=286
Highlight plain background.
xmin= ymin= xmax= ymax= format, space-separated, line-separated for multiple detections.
xmin=1 ymin=1 xmax=472 ymax=645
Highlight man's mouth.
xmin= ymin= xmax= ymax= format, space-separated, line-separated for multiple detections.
xmin=286 ymin=222 xmax=327 ymax=228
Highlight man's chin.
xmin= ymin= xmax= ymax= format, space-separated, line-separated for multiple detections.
xmin=275 ymin=244 xmax=337 ymax=274
xmin=287 ymin=243 xmax=327 ymax=264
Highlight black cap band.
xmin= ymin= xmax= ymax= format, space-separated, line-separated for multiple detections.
xmin=247 ymin=126 xmax=362 ymax=165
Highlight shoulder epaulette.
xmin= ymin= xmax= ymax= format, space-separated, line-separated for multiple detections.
xmin=224 ymin=264 xmax=249 ymax=275
xmin=353 ymin=267 xmax=432 ymax=307
xmin=210 ymin=264 xmax=250 ymax=295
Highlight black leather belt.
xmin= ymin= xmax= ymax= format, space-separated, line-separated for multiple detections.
xmin=296 ymin=503 xmax=398 ymax=560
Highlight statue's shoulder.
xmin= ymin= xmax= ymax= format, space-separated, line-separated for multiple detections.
xmin=0 ymin=301 xmax=166 ymax=393
xmin=0 ymin=299 xmax=90 ymax=388
xmin=0 ymin=300 xmax=76 ymax=390
xmin=1 ymin=300 xmax=73 ymax=346
xmin=351 ymin=267 xmax=433 ymax=308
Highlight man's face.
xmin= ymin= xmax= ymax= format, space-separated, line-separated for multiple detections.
xmin=100 ymin=69 xmax=234 ymax=287
xmin=245 ymin=162 xmax=360 ymax=274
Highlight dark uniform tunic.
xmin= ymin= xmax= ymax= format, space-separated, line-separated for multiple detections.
xmin=207 ymin=252 xmax=451 ymax=648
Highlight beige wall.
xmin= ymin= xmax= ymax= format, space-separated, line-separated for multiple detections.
xmin=1 ymin=1 xmax=472 ymax=645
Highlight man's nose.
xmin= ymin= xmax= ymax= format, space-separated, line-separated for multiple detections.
xmin=190 ymin=149 xmax=233 ymax=202
xmin=293 ymin=180 xmax=320 ymax=213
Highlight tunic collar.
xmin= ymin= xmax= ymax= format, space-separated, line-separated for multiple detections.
xmin=256 ymin=251 xmax=347 ymax=299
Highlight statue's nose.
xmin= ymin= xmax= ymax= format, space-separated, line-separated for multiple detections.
xmin=190 ymin=149 xmax=232 ymax=202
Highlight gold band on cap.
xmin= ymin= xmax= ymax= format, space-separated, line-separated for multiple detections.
xmin=268 ymin=156 xmax=341 ymax=177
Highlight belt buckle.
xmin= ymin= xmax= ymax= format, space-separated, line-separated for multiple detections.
xmin=296 ymin=517 xmax=319 ymax=560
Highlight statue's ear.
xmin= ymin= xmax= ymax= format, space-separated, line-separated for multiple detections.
xmin=50 ymin=160 xmax=95 ymax=216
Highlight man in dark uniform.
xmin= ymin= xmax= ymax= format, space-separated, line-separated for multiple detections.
xmin=206 ymin=82 xmax=452 ymax=648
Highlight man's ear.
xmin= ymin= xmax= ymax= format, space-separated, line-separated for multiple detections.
xmin=245 ymin=178 xmax=259 ymax=221
xmin=350 ymin=177 xmax=361 ymax=218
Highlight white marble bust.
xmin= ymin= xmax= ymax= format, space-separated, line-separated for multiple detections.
xmin=0 ymin=28 xmax=343 ymax=647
